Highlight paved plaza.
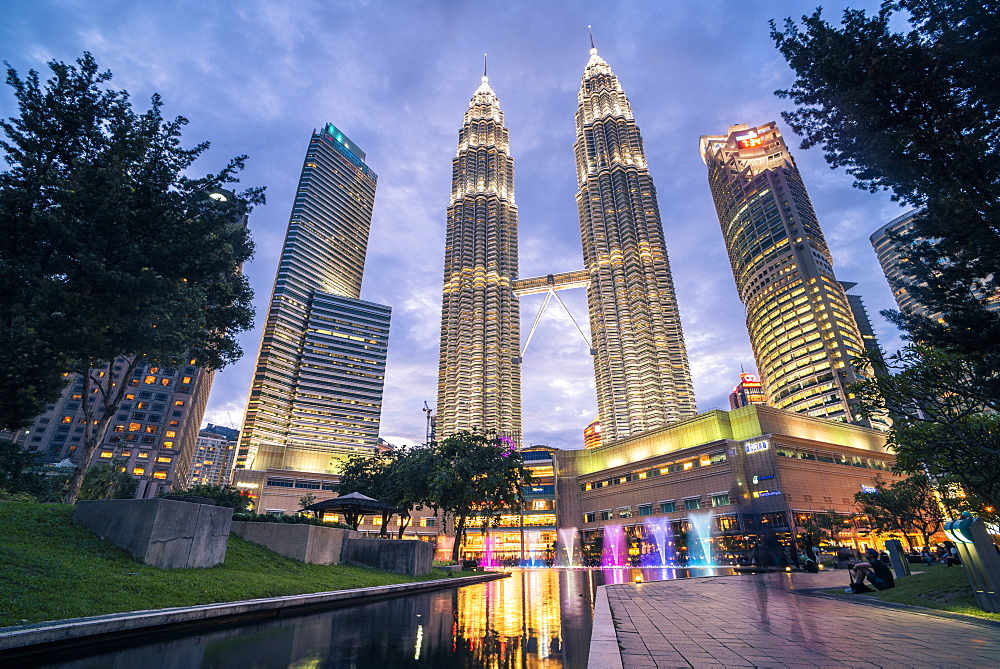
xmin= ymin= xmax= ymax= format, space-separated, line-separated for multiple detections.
xmin=591 ymin=569 xmax=1000 ymax=668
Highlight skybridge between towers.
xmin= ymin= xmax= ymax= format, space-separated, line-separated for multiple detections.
xmin=512 ymin=269 xmax=594 ymax=362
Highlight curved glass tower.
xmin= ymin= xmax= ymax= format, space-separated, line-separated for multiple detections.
xmin=575 ymin=46 xmax=696 ymax=442
xmin=700 ymin=122 xmax=870 ymax=424
xmin=436 ymin=75 xmax=522 ymax=442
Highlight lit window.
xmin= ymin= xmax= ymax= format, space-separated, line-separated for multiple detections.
xmin=174 ymin=400 xmax=185 ymax=407
xmin=61 ymin=416 xmax=73 ymax=423
xmin=156 ymin=456 xmax=172 ymax=463
xmin=181 ymin=376 xmax=192 ymax=384
xmin=711 ymin=493 xmax=731 ymax=507
xmin=127 ymin=423 xmax=141 ymax=432
xmin=162 ymin=441 xmax=174 ymax=448
xmin=99 ymin=451 xmax=113 ymax=459
xmin=132 ymin=467 xmax=145 ymax=475
xmin=144 ymin=376 xmax=156 ymax=384
xmin=125 ymin=393 xmax=136 ymax=401
xmin=113 ymin=425 xmax=124 ymax=433
xmin=165 ymin=430 xmax=176 ymax=438
xmin=136 ymin=402 xmax=147 ymax=409
xmin=152 ymin=471 xmax=167 ymax=480
xmin=160 ymin=378 xmax=171 ymax=386
xmin=618 ymin=507 xmax=632 ymax=518
xmin=137 ymin=451 xmax=149 ymax=459
xmin=148 ymin=367 xmax=159 ymax=374
xmin=144 ymin=425 xmax=158 ymax=434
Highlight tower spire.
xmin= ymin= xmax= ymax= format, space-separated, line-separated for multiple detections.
xmin=588 ymin=24 xmax=595 ymax=52
xmin=483 ymin=52 xmax=488 ymax=80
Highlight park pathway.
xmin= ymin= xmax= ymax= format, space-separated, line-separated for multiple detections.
xmin=592 ymin=569 xmax=1000 ymax=668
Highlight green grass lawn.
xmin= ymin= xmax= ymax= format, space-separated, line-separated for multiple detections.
xmin=830 ymin=563 xmax=1000 ymax=622
xmin=0 ymin=501 xmax=454 ymax=628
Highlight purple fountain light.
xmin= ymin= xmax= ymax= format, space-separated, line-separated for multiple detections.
xmin=602 ymin=524 xmax=626 ymax=567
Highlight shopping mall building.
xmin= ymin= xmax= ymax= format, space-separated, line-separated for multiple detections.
xmin=553 ymin=404 xmax=902 ymax=565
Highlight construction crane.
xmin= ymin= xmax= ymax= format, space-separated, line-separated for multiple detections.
xmin=422 ymin=401 xmax=433 ymax=446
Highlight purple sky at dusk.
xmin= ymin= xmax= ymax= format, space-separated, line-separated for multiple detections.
xmin=1 ymin=0 xmax=908 ymax=450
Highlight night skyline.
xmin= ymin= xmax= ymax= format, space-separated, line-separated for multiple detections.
xmin=0 ymin=0 xmax=908 ymax=451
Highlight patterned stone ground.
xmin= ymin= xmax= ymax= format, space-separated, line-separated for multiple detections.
xmin=600 ymin=570 xmax=1000 ymax=668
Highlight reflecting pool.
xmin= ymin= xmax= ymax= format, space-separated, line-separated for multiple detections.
xmin=37 ymin=567 xmax=734 ymax=669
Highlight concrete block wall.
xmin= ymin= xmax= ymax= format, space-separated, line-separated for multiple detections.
xmin=341 ymin=538 xmax=434 ymax=576
xmin=230 ymin=521 xmax=358 ymax=565
xmin=74 ymin=498 xmax=232 ymax=568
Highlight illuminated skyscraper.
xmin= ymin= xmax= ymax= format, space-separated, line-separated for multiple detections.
xmin=575 ymin=44 xmax=696 ymax=441
xmin=437 ymin=73 xmax=522 ymax=441
xmin=237 ymin=123 xmax=390 ymax=477
xmin=729 ymin=372 xmax=767 ymax=410
xmin=700 ymin=122 xmax=871 ymax=425
xmin=870 ymin=209 xmax=931 ymax=318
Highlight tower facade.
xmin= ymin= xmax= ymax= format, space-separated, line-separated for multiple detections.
xmin=437 ymin=75 xmax=522 ymax=442
xmin=237 ymin=123 xmax=390 ymax=475
xmin=575 ymin=46 xmax=696 ymax=442
xmin=870 ymin=209 xmax=930 ymax=318
xmin=700 ymin=122 xmax=870 ymax=424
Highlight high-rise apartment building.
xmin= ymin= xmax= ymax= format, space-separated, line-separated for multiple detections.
xmin=700 ymin=122 xmax=871 ymax=425
xmin=574 ymin=45 xmax=696 ymax=442
xmin=870 ymin=209 xmax=932 ymax=318
xmin=189 ymin=424 xmax=240 ymax=486
xmin=16 ymin=358 xmax=212 ymax=498
xmin=436 ymin=74 xmax=522 ymax=441
xmin=236 ymin=123 xmax=391 ymax=478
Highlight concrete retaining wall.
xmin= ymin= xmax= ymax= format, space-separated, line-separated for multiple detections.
xmin=230 ymin=521 xmax=358 ymax=565
xmin=74 ymin=498 xmax=232 ymax=569
xmin=341 ymin=538 xmax=434 ymax=576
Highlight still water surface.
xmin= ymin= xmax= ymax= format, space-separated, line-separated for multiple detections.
xmin=40 ymin=567 xmax=733 ymax=669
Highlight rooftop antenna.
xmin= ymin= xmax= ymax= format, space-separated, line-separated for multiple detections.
xmin=588 ymin=24 xmax=595 ymax=50
xmin=483 ymin=52 xmax=488 ymax=78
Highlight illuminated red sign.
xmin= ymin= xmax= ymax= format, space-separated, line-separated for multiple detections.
xmin=738 ymin=136 xmax=764 ymax=149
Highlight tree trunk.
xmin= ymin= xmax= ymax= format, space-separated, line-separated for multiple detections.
xmin=397 ymin=511 xmax=412 ymax=540
xmin=63 ymin=356 xmax=140 ymax=504
xmin=451 ymin=513 xmax=467 ymax=563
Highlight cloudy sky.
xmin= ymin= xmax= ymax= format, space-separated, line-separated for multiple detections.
xmin=2 ymin=0 xmax=909 ymax=450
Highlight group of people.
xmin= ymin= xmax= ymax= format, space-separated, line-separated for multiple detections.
xmin=915 ymin=543 xmax=962 ymax=567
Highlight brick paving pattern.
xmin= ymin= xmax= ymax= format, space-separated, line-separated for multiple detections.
xmin=601 ymin=570 xmax=1000 ymax=668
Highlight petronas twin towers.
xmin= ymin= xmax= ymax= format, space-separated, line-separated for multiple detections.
xmin=437 ymin=44 xmax=697 ymax=446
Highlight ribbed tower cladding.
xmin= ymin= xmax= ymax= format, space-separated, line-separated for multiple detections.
xmin=237 ymin=124 xmax=391 ymax=475
xmin=575 ymin=44 xmax=697 ymax=442
xmin=700 ymin=122 xmax=872 ymax=426
xmin=437 ymin=73 xmax=522 ymax=443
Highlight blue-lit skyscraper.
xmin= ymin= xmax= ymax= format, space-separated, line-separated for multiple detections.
xmin=236 ymin=124 xmax=391 ymax=482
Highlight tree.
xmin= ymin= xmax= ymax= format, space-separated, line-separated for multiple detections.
xmin=0 ymin=53 xmax=263 ymax=503
xmin=427 ymin=432 xmax=533 ymax=563
xmin=770 ymin=1 xmax=1000 ymax=355
xmin=855 ymin=474 xmax=945 ymax=548
xmin=855 ymin=346 xmax=1000 ymax=511
xmin=77 ymin=458 xmax=138 ymax=500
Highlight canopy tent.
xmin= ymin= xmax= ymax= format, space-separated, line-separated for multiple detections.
xmin=301 ymin=492 xmax=401 ymax=531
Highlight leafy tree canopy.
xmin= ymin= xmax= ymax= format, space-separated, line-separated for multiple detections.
xmin=0 ymin=52 xmax=263 ymax=432
xmin=771 ymin=1 xmax=1000 ymax=354
xmin=855 ymin=346 xmax=1000 ymax=511
xmin=854 ymin=474 xmax=945 ymax=548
